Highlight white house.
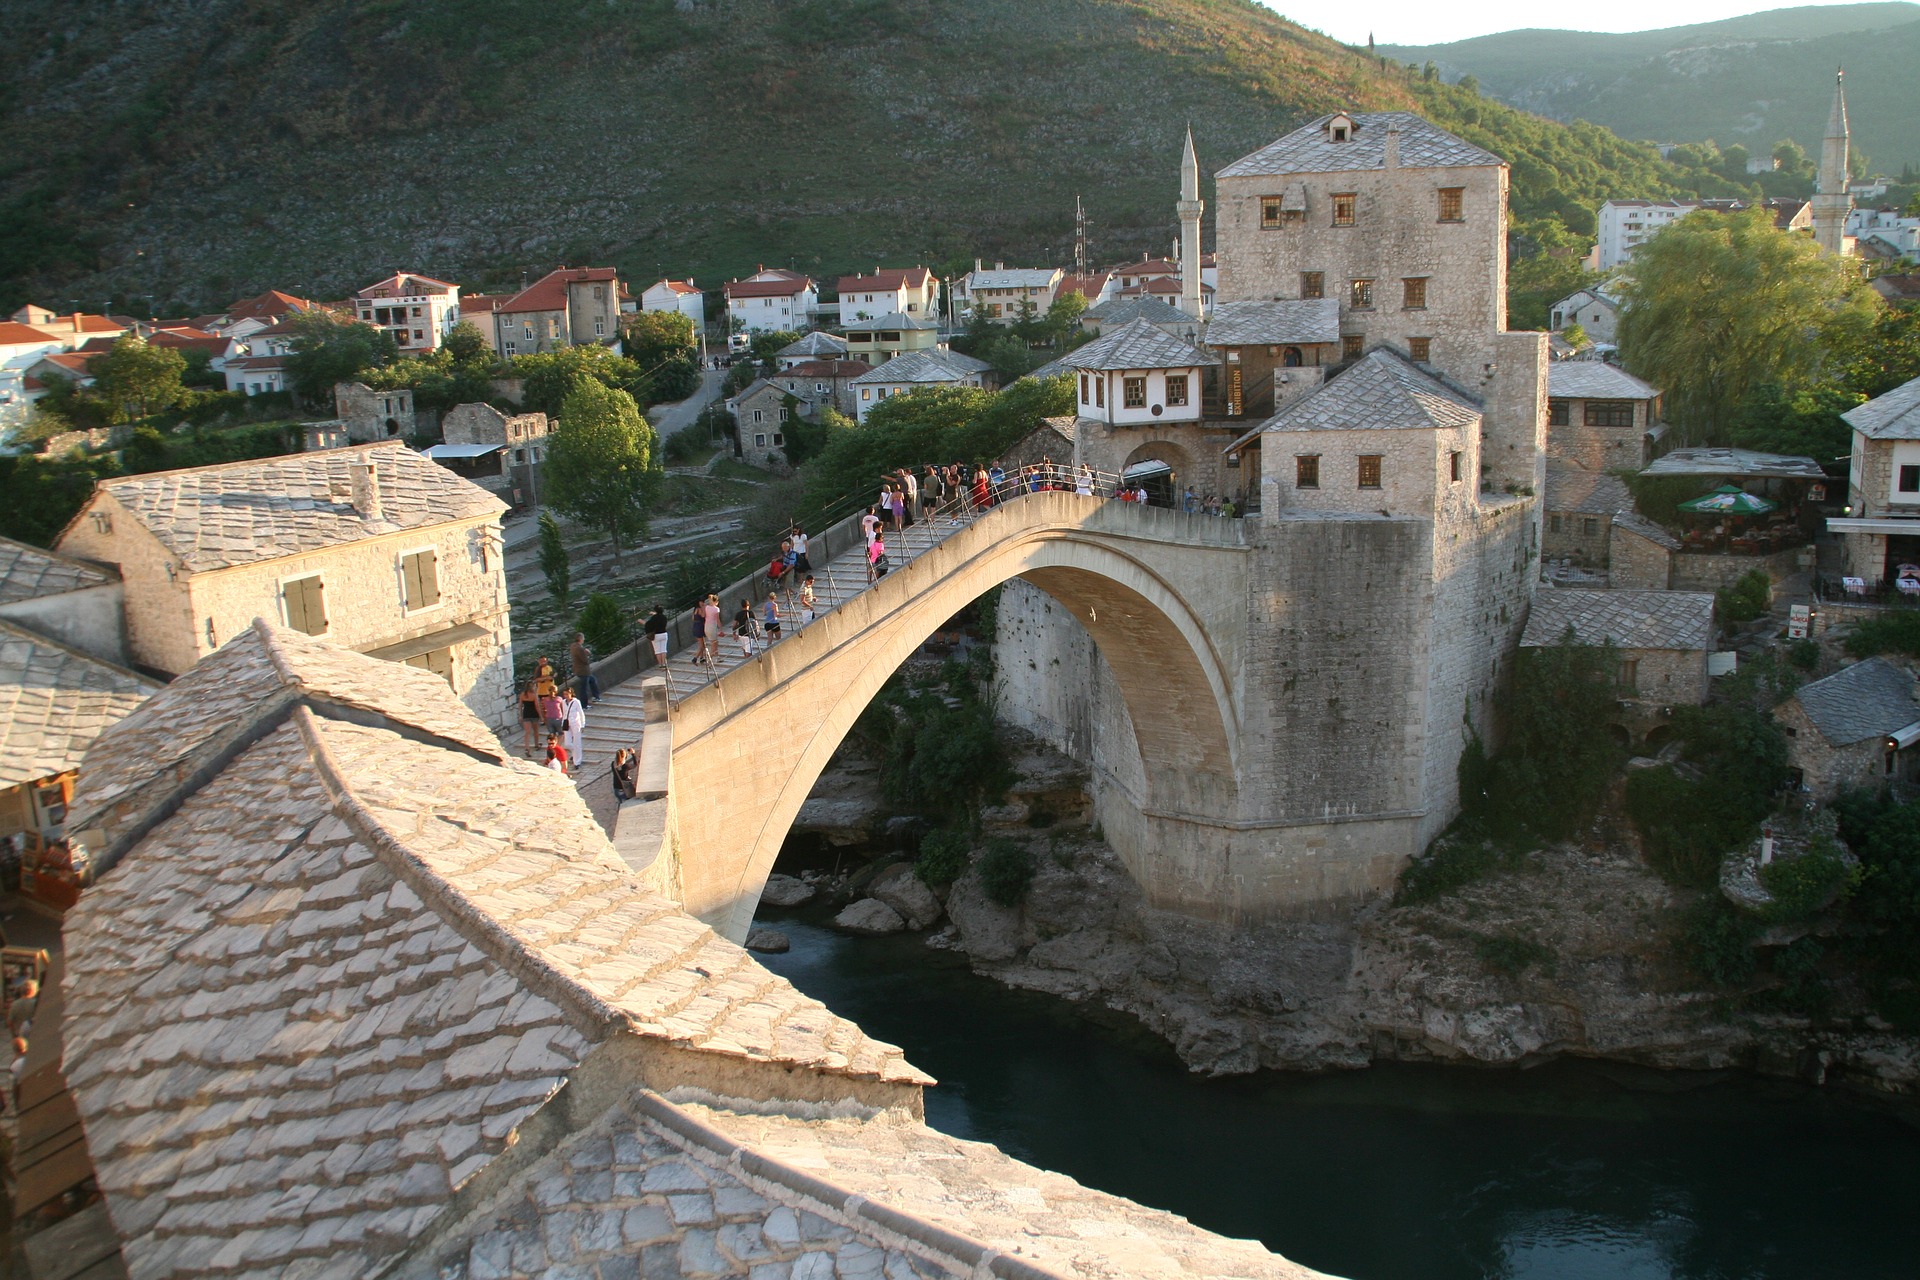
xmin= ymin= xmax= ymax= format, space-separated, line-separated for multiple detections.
xmin=1547 ymin=286 xmax=1623 ymax=343
xmin=640 ymin=278 xmax=707 ymax=328
xmin=1849 ymin=209 xmax=1920 ymax=259
xmin=1062 ymin=318 xmax=1211 ymax=428
xmin=352 ymin=272 xmax=462 ymax=355
xmin=834 ymin=267 xmax=939 ymax=325
xmin=847 ymin=351 xmax=993 ymax=423
xmin=723 ymin=269 xmax=818 ymax=334
xmin=960 ymin=264 xmax=1063 ymax=319
xmin=1593 ymin=201 xmax=1699 ymax=270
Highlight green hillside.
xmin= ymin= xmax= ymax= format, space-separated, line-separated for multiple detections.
xmin=1384 ymin=3 xmax=1920 ymax=173
xmin=0 ymin=0 xmax=1733 ymax=318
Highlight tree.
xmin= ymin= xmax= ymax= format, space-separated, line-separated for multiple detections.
xmin=1616 ymin=205 xmax=1877 ymax=442
xmin=1044 ymin=291 xmax=1089 ymax=344
xmin=537 ymin=510 xmax=571 ymax=607
xmin=576 ymin=593 xmax=631 ymax=657
xmin=92 ymin=333 xmax=185 ymax=423
xmin=1560 ymin=322 xmax=1589 ymax=350
xmin=284 ymin=309 xmax=397 ymax=402
xmin=512 ymin=345 xmax=647 ymax=417
xmin=443 ymin=320 xmax=490 ymax=364
xmin=543 ymin=377 xmax=659 ymax=560
xmin=1773 ymin=139 xmax=1813 ymax=179
xmin=621 ymin=309 xmax=700 ymax=401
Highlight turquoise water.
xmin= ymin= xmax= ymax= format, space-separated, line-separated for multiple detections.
xmin=758 ymin=916 xmax=1920 ymax=1280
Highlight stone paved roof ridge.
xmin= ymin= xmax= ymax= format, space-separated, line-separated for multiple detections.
xmin=1256 ymin=347 xmax=1481 ymax=434
xmin=1521 ymin=588 xmax=1715 ymax=651
xmin=1548 ymin=362 xmax=1660 ymax=401
xmin=0 ymin=619 xmax=159 ymax=787
xmin=1217 ymin=111 xmax=1504 ymax=178
xmin=1062 ymin=317 xmax=1212 ymax=372
xmin=1791 ymin=655 xmax=1920 ymax=744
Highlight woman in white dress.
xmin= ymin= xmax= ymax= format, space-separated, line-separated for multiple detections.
xmin=560 ymin=688 xmax=587 ymax=774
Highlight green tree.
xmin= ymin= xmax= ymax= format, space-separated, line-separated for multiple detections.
xmin=1044 ymin=290 xmax=1089 ymax=342
xmin=537 ymin=510 xmax=571 ymax=607
xmin=544 ymin=377 xmax=659 ymax=560
xmin=284 ymin=309 xmax=397 ymax=402
xmin=443 ymin=320 xmax=490 ymax=364
xmin=92 ymin=333 xmax=185 ymax=422
xmin=512 ymin=345 xmax=647 ymax=417
xmin=621 ymin=309 xmax=700 ymax=400
xmin=1773 ymin=139 xmax=1813 ymax=178
xmin=576 ymin=592 xmax=631 ymax=656
xmin=1616 ymin=206 xmax=1877 ymax=442
xmin=1460 ymin=638 xmax=1625 ymax=843
xmin=1560 ymin=322 xmax=1589 ymax=349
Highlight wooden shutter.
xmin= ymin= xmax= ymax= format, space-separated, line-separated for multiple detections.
xmin=402 ymin=550 xmax=440 ymax=609
xmin=285 ymin=575 xmax=326 ymax=635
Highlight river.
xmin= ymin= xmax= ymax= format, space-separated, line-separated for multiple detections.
xmin=758 ymin=914 xmax=1920 ymax=1280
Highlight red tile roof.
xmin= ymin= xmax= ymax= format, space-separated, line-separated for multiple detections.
xmin=1111 ymin=258 xmax=1180 ymax=277
xmin=224 ymin=354 xmax=289 ymax=371
xmin=226 ymin=290 xmax=317 ymax=322
xmin=35 ymin=352 xmax=98 ymax=376
xmin=0 ymin=322 xmax=60 ymax=346
xmin=460 ymin=293 xmax=515 ymax=315
xmin=76 ymin=336 xmax=120 ymax=354
xmin=648 ymin=278 xmax=701 ymax=296
xmin=72 ymin=313 xmax=124 ymax=333
xmin=834 ymin=267 xmax=934 ymax=294
xmin=725 ymin=277 xmax=814 ymax=299
xmin=354 ymin=272 xmax=459 ymax=300
xmin=783 ymin=359 xmax=874 ymax=378
xmin=494 ymin=267 xmax=620 ymax=315
xmin=148 ymin=327 xmax=234 ymax=356
xmin=1054 ymin=272 xmax=1113 ymax=301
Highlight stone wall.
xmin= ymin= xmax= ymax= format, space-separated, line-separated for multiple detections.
xmin=1670 ymin=545 xmax=1807 ymax=591
xmin=1544 ymin=509 xmax=1613 ymax=567
xmin=1623 ymin=646 xmax=1710 ymax=705
xmin=1610 ymin=522 xmax=1673 ymax=589
xmin=56 ymin=500 xmax=202 ymax=678
xmin=1777 ymin=698 xmax=1886 ymax=800
xmin=335 ymin=381 xmax=417 ymax=442
xmin=1546 ymin=397 xmax=1652 ymax=470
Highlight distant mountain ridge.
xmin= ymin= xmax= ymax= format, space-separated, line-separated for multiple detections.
xmin=1383 ymin=3 xmax=1920 ymax=171
xmin=0 ymin=0 xmax=1734 ymax=315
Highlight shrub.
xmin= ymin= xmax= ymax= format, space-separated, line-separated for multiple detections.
xmin=1459 ymin=642 xmax=1626 ymax=844
xmin=1715 ymin=569 xmax=1771 ymax=626
xmin=1626 ymin=767 xmax=1744 ymax=887
xmin=1473 ymin=933 xmax=1555 ymax=975
xmin=1757 ymin=837 xmax=1858 ymax=921
xmin=916 ymin=828 xmax=970 ymax=886
xmin=1787 ymin=639 xmax=1820 ymax=670
xmin=661 ymin=428 xmax=707 ymax=465
xmin=1771 ymin=937 xmax=1828 ymax=1012
xmin=977 ymin=838 xmax=1035 ymax=906
xmin=576 ymin=593 xmax=631 ymax=657
xmin=1682 ymin=896 xmax=1759 ymax=987
xmin=1395 ymin=835 xmax=1522 ymax=905
xmin=1844 ymin=610 xmax=1920 ymax=659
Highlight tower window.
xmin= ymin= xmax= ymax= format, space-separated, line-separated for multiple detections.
xmin=1332 ymin=193 xmax=1357 ymax=226
xmin=1402 ymin=277 xmax=1428 ymax=310
xmin=1301 ymin=272 xmax=1325 ymax=300
xmin=1408 ymin=337 xmax=1432 ymax=362
xmin=1450 ymin=451 xmax=1461 ymax=482
xmin=1123 ymin=376 xmax=1147 ymax=408
xmin=1349 ymin=279 xmax=1374 ymax=309
xmin=1165 ymin=374 xmax=1189 ymax=406
xmin=1438 ymin=187 xmax=1465 ymax=221
xmin=1262 ymin=197 xmax=1284 ymax=227
xmin=1357 ymin=455 xmax=1383 ymax=489
xmin=1342 ymin=334 xmax=1364 ymax=361
xmin=1296 ymin=455 xmax=1320 ymax=488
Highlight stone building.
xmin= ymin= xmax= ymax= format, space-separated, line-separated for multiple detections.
xmin=1777 ymin=656 xmax=1920 ymax=799
xmin=848 ymin=351 xmax=993 ymax=423
xmin=53 ymin=442 xmax=514 ymax=727
xmin=1830 ymin=373 xmax=1920 ymax=583
xmin=1543 ymin=464 xmax=1633 ymax=568
xmin=994 ymin=112 xmax=1548 ymax=910
xmin=1546 ymin=362 xmax=1664 ymax=469
xmin=52 ymin=622 xmax=1330 ymax=1280
xmin=774 ymin=330 xmax=850 ymax=368
xmin=489 ymin=266 xmax=625 ymax=355
xmin=335 ymin=380 xmax=418 ymax=442
xmin=1522 ymin=588 xmax=1715 ymax=708
xmin=0 ymin=620 xmax=155 ymax=846
xmin=725 ymin=378 xmax=818 ymax=467
xmin=1080 ymin=295 xmax=1198 ymax=341
xmin=0 ymin=536 xmax=126 ymax=664
xmin=770 ymin=358 xmax=872 ymax=416
xmin=437 ymin=402 xmax=550 ymax=498
xmin=1609 ymin=511 xmax=1683 ymax=589
xmin=1547 ymin=286 xmax=1622 ymax=342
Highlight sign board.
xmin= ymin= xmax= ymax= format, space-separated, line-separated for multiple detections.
xmin=1789 ymin=604 xmax=1812 ymax=639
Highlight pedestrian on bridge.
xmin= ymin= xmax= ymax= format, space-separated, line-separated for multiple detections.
xmin=868 ymin=533 xmax=889 ymax=582
xmin=799 ymin=575 xmax=817 ymax=625
xmin=971 ymin=466 xmax=991 ymax=509
xmin=790 ymin=526 xmax=812 ymax=573
xmin=734 ymin=600 xmax=758 ymax=658
xmin=560 ymin=686 xmax=586 ymax=774
xmin=645 ymin=606 xmax=670 ymax=668
xmin=764 ymin=593 xmax=782 ymax=641
xmin=570 ymin=632 xmax=599 ymax=706
xmin=862 ymin=505 xmax=881 ymax=548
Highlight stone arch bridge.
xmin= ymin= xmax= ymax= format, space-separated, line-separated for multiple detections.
xmin=658 ymin=492 xmax=1251 ymax=942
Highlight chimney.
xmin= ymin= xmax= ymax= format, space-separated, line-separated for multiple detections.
xmin=995 ymin=261 xmax=1005 ymax=271
xmin=1384 ymin=123 xmax=1401 ymax=169
xmin=348 ymin=458 xmax=383 ymax=521
xmin=974 ymin=258 xmax=983 ymax=273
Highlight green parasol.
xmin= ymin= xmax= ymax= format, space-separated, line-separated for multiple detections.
xmin=1676 ymin=485 xmax=1776 ymax=516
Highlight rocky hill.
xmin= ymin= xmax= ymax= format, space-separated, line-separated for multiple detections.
xmin=1384 ymin=3 xmax=1920 ymax=173
xmin=2 ymin=0 xmax=1724 ymax=315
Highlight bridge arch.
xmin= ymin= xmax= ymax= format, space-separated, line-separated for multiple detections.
xmin=665 ymin=494 xmax=1246 ymax=941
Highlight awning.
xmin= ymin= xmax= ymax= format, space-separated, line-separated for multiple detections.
xmin=1122 ymin=460 xmax=1174 ymax=481
xmin=422 ymin=443 xmax=506 ymax=460
xmin=1826 ymin=518 xmax=1920 ymax=535
xmin=361 ymin=620 xmax=492 ymax=663
xmin=1890 ymin=719 xmax=1920 ymax=750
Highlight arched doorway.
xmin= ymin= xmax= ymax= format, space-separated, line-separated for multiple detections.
xmin=1123 ymin=441 xmax=1196 ymax=508
xmin=1282 ymin=346 xmax=1304 ymax=367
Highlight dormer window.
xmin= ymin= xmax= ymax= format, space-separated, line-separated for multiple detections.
xmin=1328 ymin=114 xmax=1354 ymax=143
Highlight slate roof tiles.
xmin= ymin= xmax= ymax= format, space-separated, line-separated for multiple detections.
xmin=1790 ymin=656 xmax=1920 ymax=745
xmin=1545 ymin=464 xmax=1633 ymax=515
xmin=1843 ymin=374 xmax=1920 ymax=440
xmin=1520 ymin=588 xmax=1715 ymax=652
xmin=0 ymin=535 xmax=118 ymax=605
xmin=0 ymin=621 xmax=157 ymax=788
xmin=76 ymin=442 xmax=504 ymax=574
xmin=1548 ymin=362 xmax=1660 ymax=401
xmin=1061 ymin=318 xmax=1212 ymax=372
xmin=1217 ymin=112 xmax=1504 ymax=177
xmin=1204 ymin=299 xmax=1341 ymax=347
xmin=1257 ymin=348 xmax=1481 ymax=433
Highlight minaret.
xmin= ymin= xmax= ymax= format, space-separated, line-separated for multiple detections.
xmin=1813 ymin=68 xmax=1853 ymax=256
xmin=1177 ymin=128 xmax=1205 ymax=320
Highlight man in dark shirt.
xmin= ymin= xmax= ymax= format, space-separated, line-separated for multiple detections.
xmin=644 ymin=607 xmax=670 ymax=668
xmin=569 ymin=632 xmax=599 ymax=706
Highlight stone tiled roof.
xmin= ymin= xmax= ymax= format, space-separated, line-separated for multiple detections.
xmin=1639 ymin=447 xmax=1826 ymax=480
xmin=1204 ymin=299 xmax=1341 ymax=347
xmin=63 ymin=623 xmax=926 ymax=1279
xmin=1217 ymin=112 xmax=1503 ymax=177
xmin=1545 ymin=464 xmax=1633 ymax=515
xmin=1612 ymin=510 xmax=1683 ymax=551
xmin=775 ymin=331 xmax=849 ymax=358
xmin=1790 ymin=656 xmax=1920 ymax=745
xmin=1061 ymin=318 xmax=1212 ymax=372
xmin=1843 ymin=374 xmax=1920 ymax=440
xmin=1083 ymin=296 xmax=1194 ymax=326
xmin=849 ymin=351 xmax=989 ymax=386
xmin=1521 ymin=589 xmax=1715 ymax=652
xmin=0 ymin=535 xmax=118 ymax=605
xmin=0 ymin=621 xmax=156 ymax=787
xmin=1257 ymin=348 xmax=1481 ymax=433
xmin=1548 ymin=362 xmax=1660 ymax=401
xmin=75 ymin=443 xmax=505 ymax=573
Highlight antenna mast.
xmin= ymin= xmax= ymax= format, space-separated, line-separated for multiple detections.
xmin=1074 ymin=195 xmax=1088 ymax=276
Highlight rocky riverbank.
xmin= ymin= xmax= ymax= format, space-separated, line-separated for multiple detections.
xmin=769 ymin=729 xmax=1920 ymax=1097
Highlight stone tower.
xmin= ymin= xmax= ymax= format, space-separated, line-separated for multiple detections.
xmin=1178 ymin=128 xmax=1205 ymax=319
xmin=1813 ymin=69 xmax=1853 ymax=257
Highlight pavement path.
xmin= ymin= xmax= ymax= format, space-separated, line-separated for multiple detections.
xmin=647 ymin=367 xmax=725 ymax=440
